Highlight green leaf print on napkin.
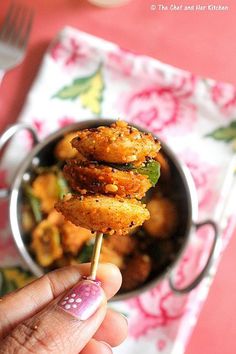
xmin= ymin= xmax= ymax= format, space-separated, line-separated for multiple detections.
xmin=53 ymin=64 xmax=104 ymax=115
xmin=206 ymin=121 xmax=236 ymax=142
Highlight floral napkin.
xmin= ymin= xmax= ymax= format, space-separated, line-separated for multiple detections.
xmin=1 ymin=27 xmax=236 ymax=354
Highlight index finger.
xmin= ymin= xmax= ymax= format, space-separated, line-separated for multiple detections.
xmin=0 ymin=263 xmax=121 ymax=339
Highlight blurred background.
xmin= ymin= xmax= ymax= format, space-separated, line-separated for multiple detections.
xmin=0 ymin=1 xmax=236 ymax=353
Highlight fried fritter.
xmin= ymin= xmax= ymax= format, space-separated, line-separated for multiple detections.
xmin=104 ymin=234 xmax=136 ymax=256
xmin=47 ymin=209 xmax=65 ymax=226
xmin=72 ymin=121 xmax=161 ymax=167
xmin=60 ymin=221 xmax=93 ymax=255
xmin=54 ymin=132 xmax=86 ymax=161
xmin=121 ymin=253 xmax=151 ymax=291
xmin=100 ymin=245 xmax=124 ymax=268
xmin=31 ymin=220 xmax=63 ymax=267
xmin=144 ymin=197 xmax=178 ymax=238
xmin=22 ymin=205 xmax=35 ymax=233
xmin=32 ymin=173 xmax=59 ymax=214
xmin=55 ymin=194 xmax=150 ymax=235
xmin=64 ymin=160 xmax=152 ymax=199
xmin=47 ymin=210 xmax=93 ymax=255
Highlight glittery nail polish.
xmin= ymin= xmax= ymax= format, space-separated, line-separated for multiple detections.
xmin=58 ymin=278 xmax=103 ymax=320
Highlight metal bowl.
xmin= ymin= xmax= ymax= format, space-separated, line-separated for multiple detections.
xmin=0 ymin=119 xmax=219 ymax=300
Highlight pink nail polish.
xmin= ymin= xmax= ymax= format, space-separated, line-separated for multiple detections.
xmin=58 ymin=278 xmax=103 ymax=320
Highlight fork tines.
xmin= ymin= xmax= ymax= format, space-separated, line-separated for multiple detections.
xmin=0 ymin=2 xmax=34 ymax=48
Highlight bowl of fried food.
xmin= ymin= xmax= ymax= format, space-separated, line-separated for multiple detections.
xmin=0 ymin=120 xmax=218 ymax=299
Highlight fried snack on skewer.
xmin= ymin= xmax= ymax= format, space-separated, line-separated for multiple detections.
xmin=64 ymin=160 xmax=152 ymax=199
xmin=72 ymin=121 xmax=161 ymax=167
xmin=56 ymin=194 xmax=149 ymax=236
xmin=56 ymin=120 xmax=161 ymax=280
xmin=57 ymin=121 xmax=161 ymax=236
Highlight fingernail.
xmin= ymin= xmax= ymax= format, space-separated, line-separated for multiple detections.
xmin=58 ymin=278 xmax=103 ymax=320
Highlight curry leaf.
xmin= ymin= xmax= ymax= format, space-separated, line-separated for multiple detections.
xmin=106 ymin=162 xmax=134 ymax=171
xmin=0 ymin=274 xmax=17 ymax=296
xmin=24 ymin=185 xmax=42 ymax=223
xmin=57 ymin=172 xmax=70 ymax=199
xmin=206 ymin=121 xmax=236 ymax=142
xmin=77 ymin=243 xmax=94 ymax=263
xmin=137 ymin=160 xmax=161 ymax=186
xmin=106 ymin=160 xmax=161 ymax=186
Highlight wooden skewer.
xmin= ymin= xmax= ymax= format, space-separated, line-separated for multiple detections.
xmin=90 ymin=232 xmax=104 ymax=280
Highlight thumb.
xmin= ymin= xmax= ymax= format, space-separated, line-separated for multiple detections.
xmin=0 ymin=275 xmax=114 ymax=354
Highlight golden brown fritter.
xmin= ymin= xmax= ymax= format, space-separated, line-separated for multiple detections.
xmin=46 ymin=210 xmax=93 ymax=255
xmin=60 ymin=221 xmax=93 ymax=255
xmin=47 ymin=209 xmax=65 ymax=226
xmin=100 ymin=245 xmax=124 ymax=268
xmin=64 ymin=160 xmax=152 ymax=199
xmin=144 ymin=197 xmax=178 ymax=238
xmin=71 ymin=121 xmax=161 ymax=167
xmin=121 ymin=253 xmax=151 ymax=291
xmin=55 ymin=194 xmax=150 ymax=235
xmin=22 ymin=205 xmax=35 ymax=233
xmin=54 ymin=131 xmax=86 ymax=161
xmin=31 ymin=220 xmax=63 ymax=267
xmin=103 ymin=234 xmax=136 ymax=256
xmin=32 ymin=173 xmax=59 ymax=214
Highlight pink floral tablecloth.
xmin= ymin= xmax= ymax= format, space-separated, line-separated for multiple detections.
xmin=1 ymin=27 xmax=236 ymax=354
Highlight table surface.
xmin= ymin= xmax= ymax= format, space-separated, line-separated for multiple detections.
xmin=1 ymin=0 xmax=236 ymax=352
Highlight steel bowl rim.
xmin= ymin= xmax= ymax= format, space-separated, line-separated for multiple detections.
xmin=8 ymin=119 xmax=199 ymax=299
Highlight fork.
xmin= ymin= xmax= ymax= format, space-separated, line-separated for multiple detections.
xmin=0 ymin=2 xmax=33 ymax=74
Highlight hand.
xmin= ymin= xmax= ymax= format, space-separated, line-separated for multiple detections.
xmin=0 ymin=263 xmax=128 ymax=353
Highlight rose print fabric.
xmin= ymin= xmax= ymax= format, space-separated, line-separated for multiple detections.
xmin=1 ymin=27 xmax=236 ymax=354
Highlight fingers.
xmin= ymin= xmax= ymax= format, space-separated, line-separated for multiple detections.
xmin=0 ymin=263 xmax=121 ymax=339
xmin=0 ymin=265 xmax=123 ymax=354
xmin=0 ymin=303 xmax=128 ymax=354
xmin=0 ymin=266 xmax=81 ymax=339
xmin=78 ymin=263 xmax=122 ymax=299
xmin=0 ymin=295 xmax=107 ymax=354
xmin=94 ymin=309 xmax=128 ymax=347
xmin=80 ymin=339 xmax=113 ymax=354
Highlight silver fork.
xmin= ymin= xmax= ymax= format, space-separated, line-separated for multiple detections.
xmin=0 ymin=2 xmax=34 ymax=72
